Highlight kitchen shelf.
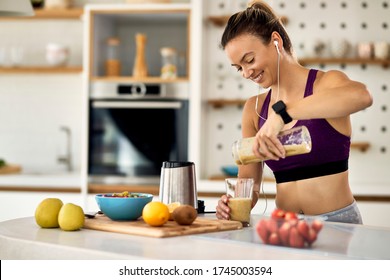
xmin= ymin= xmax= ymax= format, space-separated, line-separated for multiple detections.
xmin=299 ymin=57 xmax=390 ymax=68
xmin=90 ymin=76 xmax=189 ymax=84
xmin=207 ymin=98 xmax=246 ymax=108
xmin=0 ymin=8 xmax=84 ymax=20
xmin=351 ymin=141 xmax=370 ymax=152
xmin=0 ymin=66 xmax=83 ymax=74
xmin=207 ymin=15 xmax=288 ymax=27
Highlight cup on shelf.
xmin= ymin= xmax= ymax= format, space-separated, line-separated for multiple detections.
xmin=357 ymin=42 xmax=373 ymax=59
xmin=374 ymin=42 xmax=389 ymax=60
xmin=45 ymin=43 xmax=69 ymax=66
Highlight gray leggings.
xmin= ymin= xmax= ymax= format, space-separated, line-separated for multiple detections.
xmin=320 ymin=200 xmax=363 ymax=224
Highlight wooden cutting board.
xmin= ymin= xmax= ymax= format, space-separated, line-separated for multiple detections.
xmin=0 ymin=164 xmax=22 ymax=175
xmin=83 ymin=215 xmax=243 ymax=238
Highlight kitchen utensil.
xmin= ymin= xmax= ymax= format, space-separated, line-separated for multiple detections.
xmin=159 ymin=161 xmax=198 ymax=209
xmin=83 ymin=215 xmax=242 ymax=238
xmin=132 ymin=33 xmax=148 ymax=77
xmin=84 ymin=210 xmax=104 ymax=219
xmin=95 ymin=193 xmax=153 ymax=221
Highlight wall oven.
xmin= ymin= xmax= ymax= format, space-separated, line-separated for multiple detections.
xmin=88 ymin=82 xmax=189 ymax=185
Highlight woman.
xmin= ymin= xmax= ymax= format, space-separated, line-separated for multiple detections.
xmin=215 ymin=1 xmax=373 ymax=224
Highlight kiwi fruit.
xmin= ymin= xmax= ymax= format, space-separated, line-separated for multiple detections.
xmin=172 ymin=205 xmax=198 ymax=225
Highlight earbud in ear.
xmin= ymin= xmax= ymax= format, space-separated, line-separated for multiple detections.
xmin=274 ymin=40 xmax=280 ymax=55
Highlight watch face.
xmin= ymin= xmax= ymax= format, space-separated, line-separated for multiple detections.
xmin=272 ymin=101 xmax=286 ymax=113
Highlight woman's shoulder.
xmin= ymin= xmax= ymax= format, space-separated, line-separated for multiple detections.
xmin=315 ymin=69 xmax=351 ymax=88
xmin=243 ymin=91 xmax=269 ymax=109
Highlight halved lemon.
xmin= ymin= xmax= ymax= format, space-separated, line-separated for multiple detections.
xmin=167 ymin=202 xmax=181 ymax=221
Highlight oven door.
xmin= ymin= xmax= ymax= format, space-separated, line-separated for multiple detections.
xmin=88 ymin=98 xmax=189 ymax=185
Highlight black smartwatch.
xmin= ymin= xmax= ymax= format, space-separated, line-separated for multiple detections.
xmin=272 ymin=100 xmax=293 ymax=124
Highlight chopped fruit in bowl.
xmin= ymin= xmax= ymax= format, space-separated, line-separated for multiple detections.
xmin=256 ymin=208 xmax=324 ymax=248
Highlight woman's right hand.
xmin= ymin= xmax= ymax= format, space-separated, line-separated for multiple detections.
xmin=216 ymin=194 xmax=231 ymax=220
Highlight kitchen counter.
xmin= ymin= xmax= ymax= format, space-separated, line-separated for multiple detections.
xmin=1 ymin=215 xmax=390 ymax=260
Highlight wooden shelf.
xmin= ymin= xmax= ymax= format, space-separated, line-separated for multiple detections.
xmin=207 ymin=15 xmax=288 ymax=27
xmin=0 ymin=8 xmax=84 ymax=20
xmin=90 ymin=76 xmax=189 ymax=84
xmin=299 ymin=57 xmax=390 ymax=68
xmin=351 ymin=141 xmax=370 ymax=152
xmin=0 ymin=66 xmax=83 ymax=74
xmin=207 ymin=98 xmax=246 ymax=108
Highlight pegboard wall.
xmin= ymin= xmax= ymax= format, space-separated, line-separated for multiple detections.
xmin=201 ymin=0 xmax=390 ymax=185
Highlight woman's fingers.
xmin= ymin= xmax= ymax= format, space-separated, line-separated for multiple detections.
xmin=216 ymin=195 xmax=230 ymax=220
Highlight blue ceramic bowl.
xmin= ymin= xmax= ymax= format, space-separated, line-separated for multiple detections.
xmin=221 ymin=165 xmax=239 ymax=176
xmin=95 ymin=193 xmax=153 ymax=221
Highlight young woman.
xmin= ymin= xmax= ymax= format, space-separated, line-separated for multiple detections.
xmin=215 ymin=1 xmax=373 ymax=224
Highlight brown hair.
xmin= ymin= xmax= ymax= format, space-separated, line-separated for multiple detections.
xmin=220 ymin=1 xmax=292 ymax=55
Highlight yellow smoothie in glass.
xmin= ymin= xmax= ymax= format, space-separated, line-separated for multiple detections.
xmin=228 ymin=197 xmax=252 ymax=224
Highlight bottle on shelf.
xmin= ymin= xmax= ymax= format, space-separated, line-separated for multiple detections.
xmin=105 ymin=37 xmax=121 ymax=76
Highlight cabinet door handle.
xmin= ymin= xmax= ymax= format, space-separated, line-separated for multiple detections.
xmin=92 ymin=101 xmax=182 ymax=109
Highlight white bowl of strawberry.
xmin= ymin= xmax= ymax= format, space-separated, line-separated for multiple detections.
xmin=256 ymin=208 xmax=324 ymax=248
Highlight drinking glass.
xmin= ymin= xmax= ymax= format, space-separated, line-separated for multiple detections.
xmin=225 ymin=178 xmax=254 ymax=227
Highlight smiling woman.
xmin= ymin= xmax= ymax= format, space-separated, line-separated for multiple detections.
xmin=215 ymin=0 xmax=373 ymax=225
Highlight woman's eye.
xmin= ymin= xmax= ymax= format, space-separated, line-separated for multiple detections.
xmin=236 ymin=67 xmax=242 ymax=72
xmin=247 ymin=58 xmax=254 ymax=64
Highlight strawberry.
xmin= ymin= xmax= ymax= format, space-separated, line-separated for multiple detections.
xmin=268 ymin=232 xmax=281 ymax=246
xmin=289 ymin=227 xmax=305 ymax=248
xmin=311 ymin=219 xmax=323 ymax=233
xmin=271 ymin=208 xmax=285 ymax=219
xmin=297 ymin=220 xmax=310 ymax=240
xmin=278 ymin=221 xmax=291 ymax=246
xmin=256 ymin=219 xmax=269 ymax=243
xmin=266 ymin=217 xmax=279 ymax=233
xmin=284 ymin=211 xmax=298 ymax=220
xmin=306 ymin=228 xmax=318 ymax=245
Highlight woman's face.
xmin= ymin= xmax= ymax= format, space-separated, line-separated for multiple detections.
xmin=225 ymin=33 xmax=276 ymax=88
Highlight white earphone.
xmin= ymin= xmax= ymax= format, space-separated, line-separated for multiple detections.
xmin=274 ymin=40 xmax=280 ymax=55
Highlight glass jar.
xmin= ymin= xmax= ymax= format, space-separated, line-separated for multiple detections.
xmin=232 ymin=126 xmax=312 ymax=165
xmin=105 ymin=37 xmax=121 ymax=76
xmin=160 ymin=47 xmax=177 ymax=79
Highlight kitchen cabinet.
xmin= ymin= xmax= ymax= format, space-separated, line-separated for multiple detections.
xmin=82 ymin=2 xmax=202 ymax=191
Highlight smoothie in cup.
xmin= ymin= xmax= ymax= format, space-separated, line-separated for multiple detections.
xmin=225 ymin=178 xmax=254 ymax=227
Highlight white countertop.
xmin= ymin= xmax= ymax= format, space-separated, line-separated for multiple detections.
xmin=1 ymin=215 xmax=390 ymax=260
xmin=0 ymin=173 xmax=389 ymax=196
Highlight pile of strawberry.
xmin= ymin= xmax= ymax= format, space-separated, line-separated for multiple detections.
xmin=256 ymin=208 xmax=324 ymax=248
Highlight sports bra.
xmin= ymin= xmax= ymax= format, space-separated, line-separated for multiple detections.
xmin=258 ymin=69 xmax=350 ymax=183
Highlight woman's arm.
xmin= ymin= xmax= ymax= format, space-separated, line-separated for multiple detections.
xmin=287 ymin=70 xmax=373 ymax=120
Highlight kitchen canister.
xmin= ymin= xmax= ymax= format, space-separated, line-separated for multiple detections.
xmin=232 ymin=126 xmax=312 ymax=165
xmin=160 ymin=47 xmax=178 ymax=79
xmin=105 ymin=37 xmax=121 ymax=76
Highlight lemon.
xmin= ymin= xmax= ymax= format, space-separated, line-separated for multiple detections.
xmin=167 ymin=202 xmax=181 ymax=221
xmin=142 ymin=201 xmax=170 ymax=227
xmin=58 ymin=203 xmax=85 ymax=231
xmin=35 ymin=198 xmax=63 ymax=228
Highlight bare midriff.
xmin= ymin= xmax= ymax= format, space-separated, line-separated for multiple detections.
xmin=274 ymin=171 xmax=354 ymax=215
